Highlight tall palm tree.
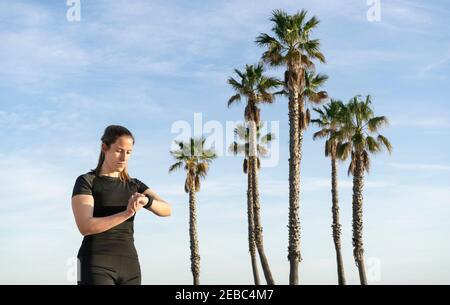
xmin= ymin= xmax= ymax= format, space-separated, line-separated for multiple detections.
xmin=256 ymin=9 xmax=326 ymax=284
xmin=169 ymin=138 xmax=216 ymax=285
xmin=227 ymin=63 xmax=281 ymax=285
xmin=229 ymin=122 xmax=276 ymax=285
xmin=312 ymin=100 xmax=347 ymax=285
xmin=336 ymin=95 xmax=392 ymax=285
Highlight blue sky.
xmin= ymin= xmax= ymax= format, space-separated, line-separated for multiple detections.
xmin=0 ymin=0 xmax=449 ymax=284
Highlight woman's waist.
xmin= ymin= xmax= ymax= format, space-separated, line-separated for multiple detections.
xmin=79 ymin=234 xmax=138 ymax=258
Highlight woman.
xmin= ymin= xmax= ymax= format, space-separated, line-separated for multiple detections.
xmin=71 ymin=125 xmax=172 ymax=285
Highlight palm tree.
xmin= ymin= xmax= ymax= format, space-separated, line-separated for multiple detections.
xmin=227 ymin=63 xmax=281 ymax=285
xmin=311 ymin=100 xmax=347 ymax=285
xmin=229 ymin=122 xmax=276 ymax=285
xmin=169 ymin=138 xmax=216 ymax=285
xmin=256 ymin=9 xmax=326 ymax=284
xmin=336 ymin=95 xmax=392 ymax=285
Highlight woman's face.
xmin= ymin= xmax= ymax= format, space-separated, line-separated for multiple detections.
xmin=103 ymin=136 xmax=134 ymax=172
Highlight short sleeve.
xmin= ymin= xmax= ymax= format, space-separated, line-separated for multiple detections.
xmin=72 ymin=175 xmax=93 ymax=197
xmin=134 ymin=178 xmax=149 ymax=193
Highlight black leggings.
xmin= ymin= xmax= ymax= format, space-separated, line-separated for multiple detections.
xmin=77 ymin=255 xmax=141 ymax=285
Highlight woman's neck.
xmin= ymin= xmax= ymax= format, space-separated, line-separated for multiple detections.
xmin=99 ymin=163 xmax=120 ymax=178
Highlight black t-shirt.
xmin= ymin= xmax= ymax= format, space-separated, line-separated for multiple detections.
xmin=72 ymin=170 xmax=149 ymax=258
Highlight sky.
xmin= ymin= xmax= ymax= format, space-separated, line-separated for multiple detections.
xmin=0 ymin=0 xmax=449 ymax=285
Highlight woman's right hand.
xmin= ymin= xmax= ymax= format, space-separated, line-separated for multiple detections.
xmin=126 ymin=193 xmax=145 ymax=218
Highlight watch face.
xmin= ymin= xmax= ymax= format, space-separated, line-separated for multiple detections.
xmin=143 ymin=195 xmax=152 ymax=207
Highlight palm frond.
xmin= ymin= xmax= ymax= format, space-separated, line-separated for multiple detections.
xmin=377 ymin=134 xmax=393 ymax=154
xmin=362 ymin=150 xmax=371 ymax=174
xmin=301 ymin=54 xmax=314 ymax=69
xmin=271 ymin=9 xmax=291 ymax=42
xmin=273 ymin=89 xmax=288 ymax=97
xmin=195 ymin=175 xmax=200 ymax=193
xmin=258 ymin=146 xmax=269 ymax=156
xmin=366 ymin=136 xmax=381 ymax=153
xmin=227 ymin=77 xmax=243 ymax=93
xmin=337 ymin=141 xmax=352 ymax=161
xmin=227 ymin=93 xmax=241 ymax=107
xmin=303 ymin=39 xmax=325 ymax=63
xmin=234 ymin=68 xmax=245 ymax=79
xmin=311 ymin=73 xmax=329 ymax=87
xmin=306 ymin=108 xmax=311 ymax=126
xmin=197 ymin=162 xmax=209 ymax=175
xmin=367 ymin=116 xmax=389 ymax=132
xmin=168 ymin=161 xmax=183 ymax=173
xmin=324 ymin=139 xmax=330 ymax=157
xmin=255 ymin=33 xmax=278 ymax=47
xmin=261 ymin=43 xmax=284 ymax=66
xmin=312 ymin=106 xmax=325 ymax=118
xmin=303 ymin=15 xmax=320 ymax=33
xmin=313 ymin=128 xmax=330 ymax=140
xmin=348 ymin=152 xmax=356 ymax=176
xmin=184 ymin=176 xmax=191 ymax=193
xmin=229 ymin=141 xmax=246 ymax=155
xmin=260 ymin=132 xmax=276 ymax=144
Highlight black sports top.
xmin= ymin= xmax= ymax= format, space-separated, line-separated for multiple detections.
xmin=72 ymin=170 xmax=149 ymax=258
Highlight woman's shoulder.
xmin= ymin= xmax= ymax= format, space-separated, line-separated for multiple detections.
xmin=81 ymin=169 xmax=96 ymax=178
xmin=75 ymin=170 xmax=97 ymax=184
xmin=129 ymin=176 xmax=141 ymax=184
xmin=130 ymin=176 xmax=147 ymax=183
xmin=129 ymin=177 xmax=149 ymax=192
xmin=72 ymin=170 xmax=97 ymax=196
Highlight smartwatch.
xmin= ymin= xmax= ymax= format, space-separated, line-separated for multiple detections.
xmin=143 ymin=194 xmax=154 ymax=209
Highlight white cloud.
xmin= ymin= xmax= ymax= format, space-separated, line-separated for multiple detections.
xmin=384 ymin=0 xmax=433 ymax=24
xmin=0 ymin=109 xmax=83 ymax=132
xmin=327 ymin=49 xmax=417 ymax=69
xmin=389 ymin=163 xmax=450 ymax=171
xmin=49 ymin=88 xmax=164 ymax=115
xmin=419 ymin=51 xmax=450 ymax=77
xmin=0 ymin=154 xmax=72 ymax=210
xmin=0 ymin=29 xmax=90 ymax=93
xmin=0 ymin=1 xmax=51 ymax=28
xmin=390 ymin=115 xmax=450 ymax=128
xmin=367 ymin=0 xmax=445 ymax=37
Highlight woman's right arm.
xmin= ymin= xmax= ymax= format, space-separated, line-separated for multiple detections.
xmin=71 ymin=194 xmax=138 ymax=236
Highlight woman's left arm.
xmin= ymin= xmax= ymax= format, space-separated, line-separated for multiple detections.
xmin=142 ymin=188 xmax=172 ymax=217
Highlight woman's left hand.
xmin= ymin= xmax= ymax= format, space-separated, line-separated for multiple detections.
xmin=133 ymin=192 xmax=149 ymax=206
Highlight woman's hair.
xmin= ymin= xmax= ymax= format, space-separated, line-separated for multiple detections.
xmin=92 ymin=125 xmax=135 ymax=182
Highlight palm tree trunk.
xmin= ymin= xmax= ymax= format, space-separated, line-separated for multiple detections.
xmin=250 ymin=156 xmax=275 ymax=285
xmin=352 ymin=154 xmax=367 ymax=285
xmin=288 ymin=83 xmax=301 ymax=285
xmin=189 ymin=185 xmax=201 ymax=285
xmin=247 ymin=162 xmax=260 ymax=285
xmin=331 ymin=156 xmax=346 ymax=285
xmin=247 ymin=121 xmax=274 ymax=285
